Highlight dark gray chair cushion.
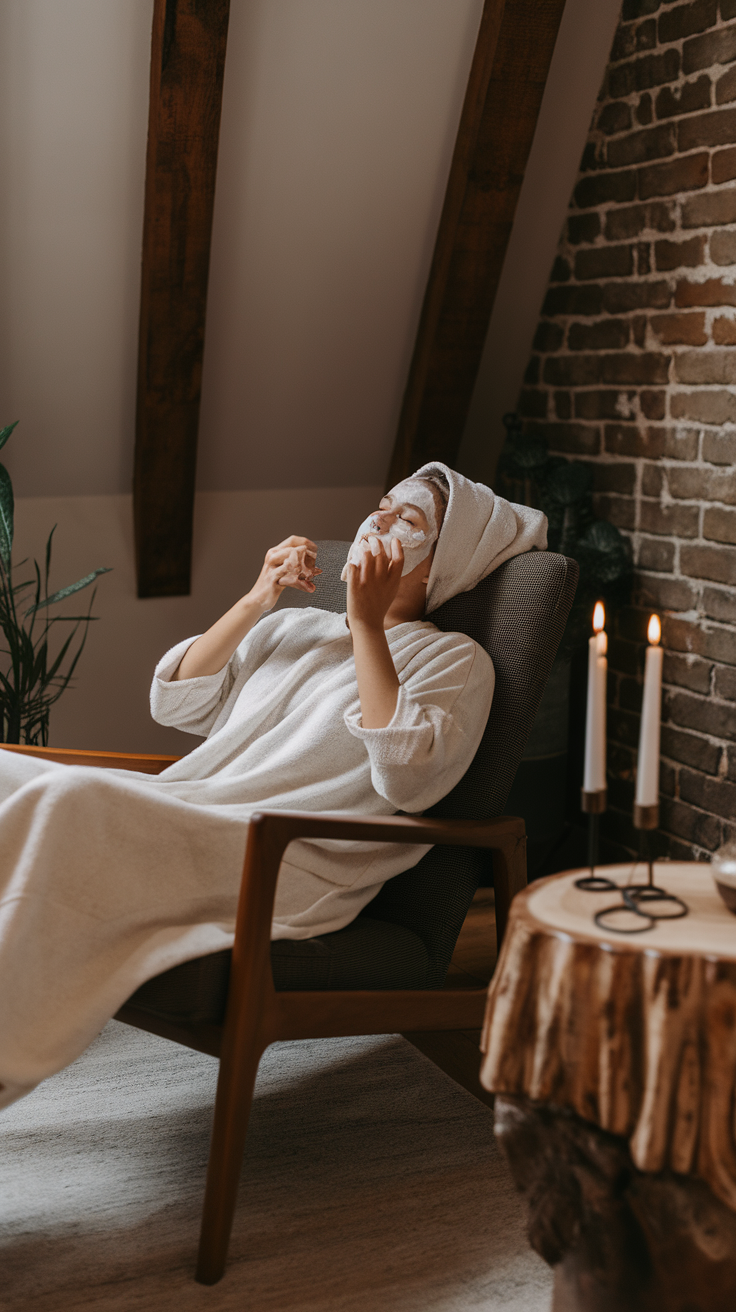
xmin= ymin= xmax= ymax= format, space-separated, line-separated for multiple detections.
xmin=125 ymin=542 xmax=578 ymax=1022
xmin=127 ymin=919 xmax=431 ymax=1026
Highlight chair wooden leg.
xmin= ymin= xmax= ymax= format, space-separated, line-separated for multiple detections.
xmin=492 ymin=830 xmax=527 ymax=951
xmin=195 ymin=1034 xmax=267 ymax=1285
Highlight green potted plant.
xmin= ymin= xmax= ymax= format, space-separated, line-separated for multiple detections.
xmin=498 ymin=413 xmax=632 ymax=875
xmin=0 ymin=422 xmax=110 ymax=745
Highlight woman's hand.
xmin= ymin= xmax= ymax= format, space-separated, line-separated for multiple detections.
xmin=249 ymin=536 xmax=321 ymax=613
xmin=346 ymin=535 xmax=404 ymax=633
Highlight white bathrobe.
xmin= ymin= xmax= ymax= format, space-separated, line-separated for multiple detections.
xmin=0 ymin=608 xmax=492 ymax=1106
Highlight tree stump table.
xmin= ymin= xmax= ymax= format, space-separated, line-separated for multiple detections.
xmin=480 ymin=862 xmax=736 ymax=1312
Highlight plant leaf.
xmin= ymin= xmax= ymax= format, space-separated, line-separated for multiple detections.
xmin=25 ymin=567 xmax=111 ymax=615
xmin=0 ymin=463 xmax=14 ymax=570
xmin=45 ymin=525 xmax=56 ymax=591
xmin=0 ymin=421 xmax=18 ymax=455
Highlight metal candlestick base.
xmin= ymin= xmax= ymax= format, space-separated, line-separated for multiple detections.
xmin=627 ymin=802 xmax=686 ymax=919
xmin=633 ymin=805 xmax=659 ymax=888
xmin=576 ymin=789 xmax=608 ymax=890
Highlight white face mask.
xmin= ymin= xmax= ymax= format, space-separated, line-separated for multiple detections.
xmin=341 ymin=478 xmax=439 ymax=580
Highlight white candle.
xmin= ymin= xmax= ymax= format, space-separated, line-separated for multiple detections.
xmin=583 ymin=602 xmax=607 ymax=793
xmin=635 ymin=614 xmax=663 ymax=807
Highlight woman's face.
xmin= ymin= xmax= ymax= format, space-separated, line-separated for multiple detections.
xmin=368 ymin=483 xmax=434 ymax=540
xmin=342 ymin=478 xmax=442 ymax=579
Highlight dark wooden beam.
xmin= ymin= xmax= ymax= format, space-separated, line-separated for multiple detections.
xmin=387 ymin=0 xmax=567 ymax=487
xmin=135 ymin=0 xmax=231 ymax=597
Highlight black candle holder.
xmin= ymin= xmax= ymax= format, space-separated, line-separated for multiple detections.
xmin=626 ymin=804 xmax=687 ymax=919
xmin=574 ymin=800 xmax=688 ymax=932
xmin=575 ymin=788 xmax=607 ymax=891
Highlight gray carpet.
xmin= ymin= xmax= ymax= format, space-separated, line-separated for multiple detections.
xmin=0 ymin=1022 xmax=552 ymax=1311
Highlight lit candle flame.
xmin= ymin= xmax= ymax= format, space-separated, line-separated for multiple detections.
xmin=593 ymin=601 xmax=605 ymax=633
xmin=647 ymin=613 xmax=661 ymax=645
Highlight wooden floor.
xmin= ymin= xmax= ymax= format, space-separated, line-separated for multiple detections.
xmin=403 ymin=887 xmax=497 ymax=1110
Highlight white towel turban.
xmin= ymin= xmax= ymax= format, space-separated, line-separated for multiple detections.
xmin=414 ymin=463 xmax=548 ymax=614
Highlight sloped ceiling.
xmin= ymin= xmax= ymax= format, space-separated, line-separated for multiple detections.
xmin=0 ymin=0 xmax=620 ymax=499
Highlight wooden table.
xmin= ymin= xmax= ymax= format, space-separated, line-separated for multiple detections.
xmin=480 ymin=862 xmax=736 ymax=1312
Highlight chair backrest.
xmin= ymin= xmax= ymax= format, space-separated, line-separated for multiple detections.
xmin=309 ymin=541 xmax=579 ymax=982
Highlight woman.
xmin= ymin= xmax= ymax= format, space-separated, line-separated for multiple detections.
xmin=0 ymin=464 xmax=546 ymax=1105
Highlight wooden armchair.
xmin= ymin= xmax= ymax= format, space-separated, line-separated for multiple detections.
xmin=5 ymin=543 xmax=577 ymax=1284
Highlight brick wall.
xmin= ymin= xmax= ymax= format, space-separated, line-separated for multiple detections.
xmin=522 ymin=0 xmax=736 ymax=860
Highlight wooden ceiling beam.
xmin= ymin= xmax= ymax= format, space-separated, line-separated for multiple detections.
xmin=387 ymin=0 xmax=567 ymax=487
xmin=134 ymin=0 xmax=231 ymax=598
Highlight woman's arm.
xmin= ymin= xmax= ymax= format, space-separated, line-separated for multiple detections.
xmin=347 ymin=537 xmax=404 ymax=728
xmin=345 ymin=636 xmax=493 ymax=812
xmin=173 ymin=537 xmax=320 ymax=680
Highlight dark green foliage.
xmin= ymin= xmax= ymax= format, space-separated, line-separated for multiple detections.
xmin=0 ymin=422 xmax=111 ymax=744
xmin=498 ymin=412 xmax=632 ymax=651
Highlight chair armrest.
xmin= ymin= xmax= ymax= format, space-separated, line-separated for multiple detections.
xmin=230 ymin=809 xmax=526 ymax=1006
xmin=0 ymin=743 xmax=180 ymax=774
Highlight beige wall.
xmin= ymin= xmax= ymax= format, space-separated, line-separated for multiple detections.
xmin=0 ymin=0 xmax=484 ymax=497
xmin=198 ymin=0 xmax=485 ymax=492
xmin=0 ymin=0 xmax=150 ymax=496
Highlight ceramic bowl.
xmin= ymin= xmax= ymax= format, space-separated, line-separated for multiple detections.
xmin=712 ymin=843 xmax=736 ymax=915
